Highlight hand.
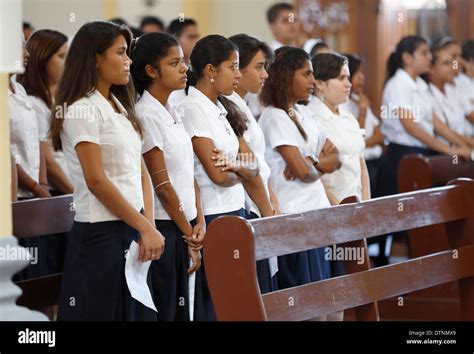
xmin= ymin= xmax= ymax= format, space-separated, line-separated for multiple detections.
xmin=273 ymin=205 xmax=281 ymax=215
xmin=33 ymin=183 xmax=51 ymax=198
xmin=451 ymin=146 xmax=472 ymax=161
xmin=138 ymin=225 xmax=165 ymax=262
xmin=283 ymin=165 xmax=295 ymax=181
xmin=183 ymin=222 xmax=206 ymax=250
xmin=187 ymin=247 xmax=202 ymax=274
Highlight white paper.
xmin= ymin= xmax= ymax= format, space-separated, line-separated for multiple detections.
xmin=188 ymin=259 xmax=195 ymax=321
xmin=125 ymin=241 xmax=157 ymax=312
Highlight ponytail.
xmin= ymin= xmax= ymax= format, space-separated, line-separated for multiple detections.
xmin=386 ymin=35 xmax=427 ymax=83
xmin=217 ymin=96 xmax=248 ymax=137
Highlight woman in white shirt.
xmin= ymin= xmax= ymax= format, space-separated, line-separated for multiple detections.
xmin=18 ymin=29 xmax=74 ymax=195
xmin=50 ymin=21 xmax=164 ymax=321
xmin=340 ymin=53 xmax=384 ymax=198
xmin=380 ymin=35 xmax=472 ymax=198
xmin=259 ymin=46 xmax=341 ymax=296
xmin=308 ymin=53 xmax=370 ymax=203
xmin=178 ymin=35 xmax=259 ymax=321
xmin=425 ymin=40 xmax=474 ymax=147
xmin=227 ymin=33 xmax=278 ymax=294
xmin=460 ymin=40 xmax=474 ymax=136
xmin=131 ymin=32 xmax=204 ymax=320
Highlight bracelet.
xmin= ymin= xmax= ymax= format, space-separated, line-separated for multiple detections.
xmin=151 ymin=169 xmax=167 ymax=177
xmin=154 ymin=180 xmax=171 ymax=190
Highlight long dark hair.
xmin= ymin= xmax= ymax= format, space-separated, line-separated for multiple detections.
xmin=130 ymin=32 xmax=179 ymax=96
xmin=186 ymin=34 xmax=248 ymax=137
xmin=386 ymin=35 xmax=427 ymax=82
xmin=50 ymin=21 xmax=140 ymax=151
xmin=342 ymin=53 xmax=362 ymax=83
xmin=228 ymin=33 xmax=273 ymax=70
xmin=260 ymin=46 xmax=309 ymax=140
xmin=17 ymin=29 xmax=68 ymax=108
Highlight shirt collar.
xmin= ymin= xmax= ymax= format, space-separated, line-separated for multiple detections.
xmin=141 ymin=90 xmax=179 ymax=124
xmin=89 ymin=89 xmax=128 ymax=118
xmin=309 ymin=95 xmax=336 ymax=121
xmin=428 ymin=83 xmax=446 ymax=101
xmin=187 ymin=86 xmax=228 ymax=119
xmin=395 ymin=68 xmax=427 ymax=91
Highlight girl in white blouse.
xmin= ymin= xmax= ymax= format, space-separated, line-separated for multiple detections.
xmin=380 ymin=35 xmax=472 ymax=197
xmin=227 ymin=33 xmax=278 ymax=293
xmin=18 ymin=29 xmax=73 ymax=194
xmin=50 ymin=21 xmax=164 ymax=321
xmin=131 ymin=32 xmax=204 ymax=320
xmin=178 ymin=35 xmax=260 ymax=321
xmin=259 ymin=47 xmax=341 ymax=307
xmin=308 ymin=53 xmax=370 ymax=203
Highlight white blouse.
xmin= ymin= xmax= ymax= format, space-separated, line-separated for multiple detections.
xmin=226 ymin=91 xmax=271 ymax=217
xmin=259 ymin=104 xmax=331 ymax=214
xmin=61 ymin=90 xmax=143 ymax=223
xmin=340 ymin=96 xmax=382 ymax=160
xmin=136 ymin=90 xmax=197 ymax=221
xmin=29 ymin=95 xmax=71 ymax=180
xmin=381 ymin=68 xmax=435 ymax=148
xmin=178 ymin=86 xmax=245 ymax=216
xmin=8 ymin=75 xmax=41 ymax=198
xmin=307 ymin=96 xmax=365 ymax=201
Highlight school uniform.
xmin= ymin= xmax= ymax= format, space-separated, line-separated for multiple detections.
xmin=226 ymin=91 xmax=278 ymax=294
xmin=308 ymin=96 xmax=365 ymax=201
xmin=428 ymin=83 xmax=467 ymax=144
xmin=178 ymin=86 xmax=246 ymax=321
xmin=168 ymin=89 xmax=187 ymax=109
xmin=29 ymin=95 xmax=71 ymax=182
xmin=259 ymin=104 xmax=331 ymax=289
xmin=136 ymin=90 xmax=197 ymax=321
xmin=379 ymin=68 xmax=437 ymax=197
xmin=8 ymin=76 xmax=40 ymax=199
xmin=340 ymin=96 xmax=383 ymax=197
xmin=453 ymin=73 xmax=474 ymax=137
xmin=8 ymin=75 xmax=49 ymax=281
xmin=58 ymin=90 xmax=154 ymax=321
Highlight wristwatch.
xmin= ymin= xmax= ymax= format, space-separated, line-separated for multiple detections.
xmin=307 ymin=154 xmax=320 ymax=166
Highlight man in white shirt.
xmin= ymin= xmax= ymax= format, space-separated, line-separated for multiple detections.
xmin=266 ymin=2 xmax=299 ymax=51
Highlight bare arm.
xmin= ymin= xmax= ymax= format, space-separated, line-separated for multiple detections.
xmin=42 ymin=141 xmax=74 ymax=194
xmin=277 ymin=145 xmax=321 ymax=183
xmin=360 ymin=156 xmax=371 ymax=201
xmin=365 ymin=125 xmax=384 ymax=148
xmin=16 ymin=163 xmax=50 ymax=198
xmin=433 ymin=114 xmax=469 ymax=148
xmin=192 ymin=137 xmax=242 ymax=187
xmin=317 ymin=138 xmax=342 ymax=174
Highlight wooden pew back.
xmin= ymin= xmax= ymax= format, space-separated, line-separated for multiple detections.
xmin=204 ymin=180 xmax=474 ymax=321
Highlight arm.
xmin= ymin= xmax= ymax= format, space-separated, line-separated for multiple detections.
xmin=75 ymin=142 xmax=164 ymax=261
xmin=38 ymin=141 xmax=48 ymax=186
xmin=11 ymin=153 xmax=17 ymax=201
xmin=42 ymin=141 xmax=74 ymax=194
xmin=141 ymin=158 xmax=155 ymax=225
xmin=432 ymin=114 xmax=469 ymax=148
xmin=142 ymin=147 xmax=193 ymax=238
xmin=241 ymin=174 xmax=274 ymax=217
xmin=316 ymin=138 xmax=342 ymax=173
xmin=268 ymin=182 xmax=281 ymax=215
xmin=360 ymin=156 xmax=371 ymax=201
xmin=277 ymin=145 xmax=322 ymax=183
xmin=397 ymin=109 xmax=470 ymax=159
xmin=365 ymin=125 xmax=384 ymax=148
xmin=16 ymin=163 xmax=51 ymax=198
xmin=192 ymin=137 xmax=243 ymax=187
xmin=466 ymin=111 xmax=474 ymax=124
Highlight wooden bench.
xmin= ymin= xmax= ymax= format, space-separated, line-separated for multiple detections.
xmin=203 ymin=179 xmax=474 ymax=321
xmin=390 ymin=155 xmax=474 ymax=320
xmin=13 ymin=195 xmax=74 ymax=310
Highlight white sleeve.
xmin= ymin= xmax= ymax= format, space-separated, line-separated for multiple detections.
xmin=31 ymin=99 xmax=49 ymax=142
xmin=384 ymin=79 xmax=413 ymax=112
xmin=179 ymin=106 xmax=213 ymax=140
xmin=260 ymin=110 xmax=302 ymax=149
xmin=137 ymin=111 xmax=164 ymax=154
xmin=62 ymin=102 xmax=101 ymax=147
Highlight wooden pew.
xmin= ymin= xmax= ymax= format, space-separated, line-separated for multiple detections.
xmin=13 ymin=195 xmax=74 ymax=310
xmin=203 ymin=179 xmax=474 ymax=321
xmin=388 ymin=155 xmax=474 ymax=320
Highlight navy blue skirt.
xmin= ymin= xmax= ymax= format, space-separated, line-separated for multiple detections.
xmin=150 ymin=219 xmax=192 ymax=321
xmin=377 ymin=143 xmax=437 ymax=197
xmin=246 ymin=211 xmax=278 ymax=294
xmin=58 ymin=220 xmax=156 ymax=321
xmin=193 ymin=208 xmax=246 ymax=321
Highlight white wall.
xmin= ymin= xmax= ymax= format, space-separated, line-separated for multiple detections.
xmin=23 ymin=0 xmax=282 ymax=43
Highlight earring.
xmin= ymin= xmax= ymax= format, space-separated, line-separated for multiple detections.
xmin=210 ymin=77 xmax=215 ymax=84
